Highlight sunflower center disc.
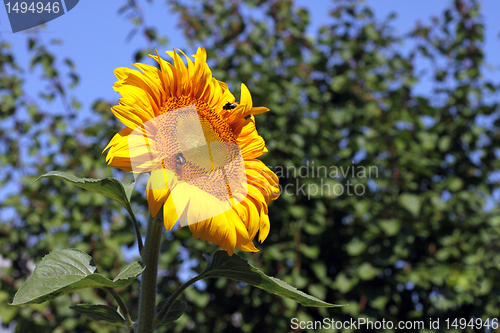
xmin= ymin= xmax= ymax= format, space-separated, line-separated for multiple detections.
xmin=128 ymin=98 xmax=248 ymax=224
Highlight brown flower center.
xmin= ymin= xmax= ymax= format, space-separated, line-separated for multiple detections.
xmin=154 ymin=96 xmax=244 ymax=202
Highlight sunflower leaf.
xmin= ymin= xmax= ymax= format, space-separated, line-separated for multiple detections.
xmin=155 ymin=299 xmax=187 ymax=324
xmin=36 ymin=171 xmax=135 ymax=212
xmin=35 ymin=171 xmax=142 ymax=254
xmin=201 ymin=251 xmax=343 ymax=307
xmin=69 ymin=304 xmax=126 ymax=327
xmin=11 ymin=249 xmax=144 ymax=305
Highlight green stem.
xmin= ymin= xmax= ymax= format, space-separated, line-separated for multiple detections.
xmin=127 ymin=208 xmax=144 ymax=255
xmin=153 ymin=274 xmax=204 ymax=327
xmin=105 ymin=287 xmax=134 ymax=333
xmin=136 ymin=214 xmax=163 ymax=333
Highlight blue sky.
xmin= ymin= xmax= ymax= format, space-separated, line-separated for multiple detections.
xmin=1 ymin=0 xmax=499 ymax=287
xmin=1 ymin=0 xmax=499 ymax=118
xmin=1 ymin=0 xmax=499 ymax=211
xmin=1 ymin=0 xmax=499 ymax=209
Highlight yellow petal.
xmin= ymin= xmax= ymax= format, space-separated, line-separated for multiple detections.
xmin=258 ymin=212 xmax=270 ymax=243
xmin=250 ymin=106 xmax=269 ymax=115
xmin=147 ymin=168 xmax=170 ymax=217
xmin=163 ymin=191 xmax=180 ymax=231
xmin=111 ymin=103 xmax=152 ymax=130
xmin=240 ymin=83 xmax=253 ymax=110
xmin=103 ymin=127 xmax=133 ymax=154
xmin=149 ymin=50 xmax=173 ymax=102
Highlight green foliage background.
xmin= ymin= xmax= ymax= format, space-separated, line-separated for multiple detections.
xmin=1 ymin=0 xmax=500 ymax=332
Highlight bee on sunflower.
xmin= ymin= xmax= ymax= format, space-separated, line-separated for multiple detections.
xmin=103 ymin=48 xmax=280 ymax=255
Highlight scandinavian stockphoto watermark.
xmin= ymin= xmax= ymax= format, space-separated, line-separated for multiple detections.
xmin=3 ymin=0 xmax=79 ymax=33
xmin=268 ymin=160 xmax=379 ymax=199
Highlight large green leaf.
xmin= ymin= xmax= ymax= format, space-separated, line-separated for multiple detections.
xmin=201 ymin=251 xmax=342 ymax=307
xmin=36 ymin=171 xmax=135 ymax=212
xmin=70 ymin=304 xmax=125 ymax=327
xmin=11 ymin=249 xmax=144 ymax=305
xmin=156 ymin=299 xmax=187 ymax=324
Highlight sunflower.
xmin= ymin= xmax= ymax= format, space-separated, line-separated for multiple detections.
xmin=103 ymin=48 xmax=280 ymax=255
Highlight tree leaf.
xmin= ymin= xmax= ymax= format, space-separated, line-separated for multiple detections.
xmin=201 ymin=251 xmax=343 ymax=307
xmin=156 ymin=299 xmax=187 ymax=324
xmin=11 ymin=249 xmax=144 ymax=305
xmin=36 ymin=171 xmax=135 ymax=213
xmin=70 ymin=304 xmax=125 ymax=327
xmin=399 ymin=193 xmax=422 ymax=217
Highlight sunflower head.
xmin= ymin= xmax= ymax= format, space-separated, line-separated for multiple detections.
xmin=104 ymin=48 xmax=280 ymax=255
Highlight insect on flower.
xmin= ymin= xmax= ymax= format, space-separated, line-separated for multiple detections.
xmin=175 ymin=153 xmax=186 ymax=165
xmin=223 ymin=102 xmax=238 ymax=110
